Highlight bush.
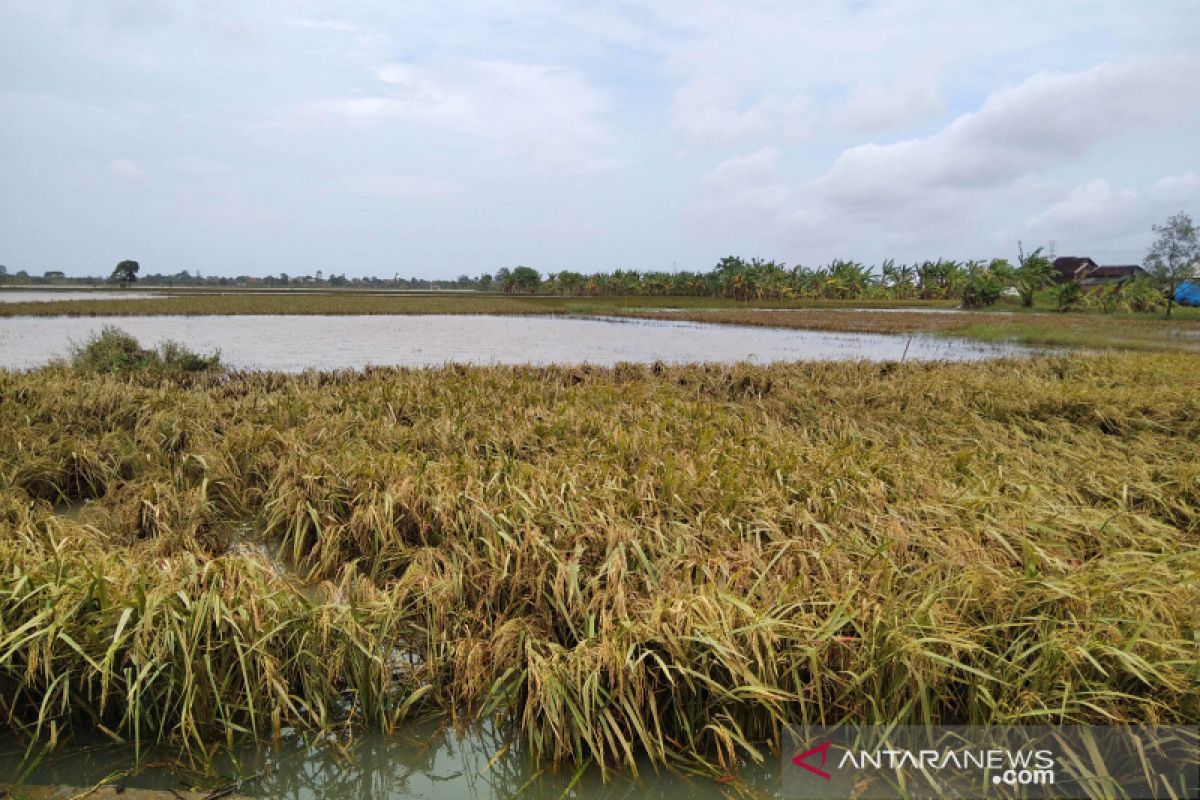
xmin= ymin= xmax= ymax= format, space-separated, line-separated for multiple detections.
xmin=1124 ymin=278 xmax=1166 ymax=313
xmin=1056 ymin=282 xmax=1082 ymax=312
xmin=959 ymin=273 xmax=1004 ymax=308
xmin=70 ymin=326 xmax=221 ymax=374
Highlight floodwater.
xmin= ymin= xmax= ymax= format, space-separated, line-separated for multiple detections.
xmin=0 ymin=290 xmax=165 ymax=303
xmin=0 ymin=722 xmax=780 ymax=799
xmin=0 ymin=314 xmax=1029 ymax=370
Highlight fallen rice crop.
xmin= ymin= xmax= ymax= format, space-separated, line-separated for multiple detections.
xmin=0 ymin=352 xmax=1197 ymax=778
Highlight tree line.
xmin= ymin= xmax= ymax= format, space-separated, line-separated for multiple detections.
xmin=7 ymin=213 xmax=1195 ymax=314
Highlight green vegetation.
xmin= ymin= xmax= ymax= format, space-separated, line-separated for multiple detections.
xmin=66 ymin=326 xmax=221 ymax=374
xmin=1 ymin=351 xmax=1197 ymax=778
xmin=6 ymin=213 xmax=1196 ymax=316
xmin=109 ymin=260 xmax=140 ymax=287
xmin=619 ymin=307 xmax=1200 ymax=353
xmin=1144 ymin=211 xmax=1200 ymax=318
xmin=1014 ymin=244 xmax=1056 ymax=308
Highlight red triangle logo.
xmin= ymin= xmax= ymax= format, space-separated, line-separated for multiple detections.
xmin=791 ymin=741 xmax=833 ymax=780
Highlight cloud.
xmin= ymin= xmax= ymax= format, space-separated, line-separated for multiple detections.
xmin=671 ymin=78 xmax=812 ymax=148
xmin=328 ymin=60 xmax=617 ymax=172
xmin=685 ymin=56 xmax=1200 ymax=261
xmin=810 ymin=57 xmax=1200 ymax=213
xmin=830 ymin=80 xmax=943 ymax=134
xmin=1025 ymin=171 xmax=1200 ymax=250
xmin=698 ymin=147 xmax=790 ymax=209
xmin=1025 ymin=179 xmax=1140 ymax=236
xmin=1149 ymin=171 xmax=1200 ymax=205
xmin=2 ymin=1 xmax=1198 ymax=275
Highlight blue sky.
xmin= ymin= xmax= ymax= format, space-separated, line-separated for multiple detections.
xmin=1 ymin=1 xmax=1197 ymax=278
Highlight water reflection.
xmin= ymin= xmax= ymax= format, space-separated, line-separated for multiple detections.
xmin=1 ymin=722 xmax=780 ymax=799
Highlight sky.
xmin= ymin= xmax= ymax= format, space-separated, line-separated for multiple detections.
xmin=1 ymin=1 xmax=1198 ymax=279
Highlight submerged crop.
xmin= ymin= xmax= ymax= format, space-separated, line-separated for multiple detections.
xmin=0 ymin=354 xmax=1197 ymax=778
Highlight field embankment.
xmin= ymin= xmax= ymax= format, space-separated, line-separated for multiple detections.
xmin=615 ymin=308 xmax=1200 ymax=352
xmin=1 ymin=354 xmax=1197 ymax=776
xmin=0 ymin=291 xmax=952 ymax=317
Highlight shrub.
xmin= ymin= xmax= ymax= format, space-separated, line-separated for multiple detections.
xmin=960 ymin=263 xmax=1008 ymax=311
xmin=1056 ymin=282 xmax=1082 ymax=312
xmin=69 ymin=326 xmax=221 ymax=374
xmin=1124 ymin=278 xmax=1166 ymax=313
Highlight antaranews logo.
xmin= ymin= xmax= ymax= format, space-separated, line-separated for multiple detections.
xmin=790 ymin=741 xmax=833 ymax=780
xmin=781 ymin=725 xmax=1199 ymax=800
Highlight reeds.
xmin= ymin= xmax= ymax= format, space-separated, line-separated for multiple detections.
xmin=1 ymin=353 xmax=1197 ymax=776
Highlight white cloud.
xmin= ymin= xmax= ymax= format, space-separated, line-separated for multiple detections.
xmin=328 ymin=60 xmax=617 ymax=172
xmin=1025 ymin=171 xmax=1200 ymax=252
xmin=671 ymin=78 xmax=812 ymax=148
xmin=810 ymin=57 xmax=1200 ymax=213
xmin=1026 ymin=179 xmax=1140 ymax=235
xmin=830 ymin=80 xmax=943 ymax=134
xmin=1149 ymin=171 xmax=1200 ymax=204
xmin=698 ymin=147 xmax=790 ymax=209
xmin=2 ymin=1 xmax=1198 ymax=274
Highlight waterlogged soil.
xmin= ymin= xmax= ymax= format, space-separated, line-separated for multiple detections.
xmin=1 ymin=723 xmax=780 ymax=799
xmin=0 ymin=314 xmax=1029 ymax=370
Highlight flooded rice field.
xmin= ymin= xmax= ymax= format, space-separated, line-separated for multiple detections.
xmin=0 ymin=314 xmax=1028 ymax=370
xmin=0 ymin=290 xmax=165 ymax=303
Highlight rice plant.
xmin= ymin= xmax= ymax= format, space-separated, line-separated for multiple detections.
xmin=1 ymin=351 xmax=1197 ymax=778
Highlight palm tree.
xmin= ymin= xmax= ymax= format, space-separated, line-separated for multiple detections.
xmin=1015 ymin=243 xmax=1056 ymax=307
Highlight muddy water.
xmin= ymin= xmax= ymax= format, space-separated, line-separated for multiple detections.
xmin=0 ymin=314 xmax=1029 ymax=370
xmin=1 ymin=722 xmax=781 ymax=799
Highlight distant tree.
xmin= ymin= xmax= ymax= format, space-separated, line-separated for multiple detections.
xmin=479 ymin=273 xmax=493 ymax=291
xmin=109 ymin=259 xmax=140 ymax=286
xmin=1144 ymin=211 xmax=1199 ymax=318
xmin=0 ymin=265 xmax=6 ymax=285
xmin=1014 ymin=242 xmax=1056 ymax=307
xmin=279 ymin=272 xmax=290 ymax=285
xmin=511 ymin=266 xmax=541 ymax=294
xmin=959 ymin=260 xmax=1009 ymax=308
xmin=556 ymin=270 xmax=585 ymax=295
xmin=316 ymin=270 xmax=323 ymax=283
xmin=494 ymin=267 xmax=514 ymax=294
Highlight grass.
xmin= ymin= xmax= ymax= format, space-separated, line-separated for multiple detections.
xmin=0 ymin=350 xmax=1198 ymax=780
xmin=616 ymin=308 xmax=1200 ymax=353
xmin=66 ymin=326 xmax=221 ymax=374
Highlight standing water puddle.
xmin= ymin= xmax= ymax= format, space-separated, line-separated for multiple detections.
xmin=0 ymin=314 xmax=1030 ymax=370
xmin=1 ymin=721 xmax=780 ymax=798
